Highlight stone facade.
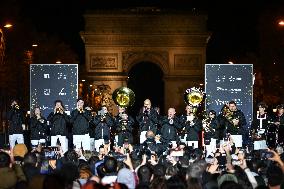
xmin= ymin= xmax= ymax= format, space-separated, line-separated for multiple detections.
xmin=80 ymin=8 xmax=210 ymax=114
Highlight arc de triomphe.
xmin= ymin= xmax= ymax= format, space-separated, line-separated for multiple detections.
xmin=80 ymin=8 xmax=210 ymax=114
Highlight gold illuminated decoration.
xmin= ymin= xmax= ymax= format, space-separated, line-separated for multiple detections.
xmin=184 ymin=87 xmax=204 ymax=107
xmin=112 ymin=87 xmax=135 ymax=108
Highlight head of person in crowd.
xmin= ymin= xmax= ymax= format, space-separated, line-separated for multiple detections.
xmin=165 ymin=165 xmax=179 ymax=180
xmin=63 ymin=149 xmax=79 ymax=164
xmin=13 ymin=143 xmax=28 ymax=163
xmin=167 ymin=175 xmax=187 ymax=189
xmin=103 ymin=157 xmax=118 ymax=175
xmin=153 ymin=164 xmax=166 ymax=179
xmin=267 ymin=164 xmax=283 ymax=188
xmin=228 ymin=101 xmax=237 ymax=112
xmin=23 ymin=152 xmax=38 ymax=167
xmin=233 ymin=166 xmax=253 ymax=189
xmin=138 ymin=165 xmax=153 ymax=185
xmin=0 ymin=151 xmax=11 ymax=168
xmin=187 ymin=160 xmax=207 ymax=181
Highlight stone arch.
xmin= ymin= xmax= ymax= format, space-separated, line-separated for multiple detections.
xmin=122 ymin=51 xmax=169 ymax=75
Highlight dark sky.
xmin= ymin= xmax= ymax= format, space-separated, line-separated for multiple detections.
xmin=1 ymin=0 xmax=284 ymax=65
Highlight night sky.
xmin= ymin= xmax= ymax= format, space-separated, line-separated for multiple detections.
xmin=1 ymin=0 xmax=284 ymax=107
xmin=1 ymin=0 xmax=284 ymax=65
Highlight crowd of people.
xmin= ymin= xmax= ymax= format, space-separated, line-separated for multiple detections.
xmin=1 ymin=97 xmax=284 ymax=189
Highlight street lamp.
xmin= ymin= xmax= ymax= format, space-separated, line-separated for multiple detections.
xmin=4 ymin=23 xmax=12 ymax=28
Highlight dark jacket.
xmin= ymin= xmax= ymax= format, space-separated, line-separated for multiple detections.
xmin=136 ymin=108 xmax=158 ymax=134
xmin=160 ymin=116 xmax=182 ymax=143
xmin=93 ymin=114 xmax=114 ymax=140
xmin=203 ymin=118 xmax=219 ymax=140
xmin=30 ymin=116 xmax=48 ymax=140
xmin=114 ymin=115 xmax=135 ymax=146
xmin=70 ymin=109 xmax=92 ymax=135
xmin=0 ymin=165 xmax=27 ymax=189
xmin=179 ymin=115 xmax=202 ymax=141
xmin=218 ymin=110 xmax=247 ymax=136
xmin=47 ymin=112 xmax=70 ymax=136
xmin=6 ymin=108 xmax=24 ymax=135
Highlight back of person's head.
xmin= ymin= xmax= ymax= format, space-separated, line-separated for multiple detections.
xmin=267 ymin=164 xmax=283 ymax=187
xmin=64 ymin=150 xmax=79 ymax=164
xmin=220 ymin=181 xmax=244 ymax=189
xmin=103 ymin=157 xmax=117 ymax=174
xmin=23 ymin=152 xmax=37 ymax=167
xmin=0 ymin=151 xmax=11 ymax=168
xmin=166 ymin=175 xmax=186 ymax=189
xmin=233 ymin=166 xmax=253 ymax=189
xmin=57 ymin=162 xmax=79 ymax=186
xmin=43 ymin=174 xmax=65 ymax=189
xmin=138 ymin=165 xmax=153 ymax=184
xmin=187 ymin=161 xmax=205 ymax=180
xmin=150 ymin=177 xmax=167 ymax=189
xmin=165 ymin=165 xmax=179 ymax=179
xmin=88 ymin=156 xmax=100 ymax=165
xmin=187 ymin=177 xmax=202 ymax=189
xmin=13 ymin=143 xmax=28 ymax=158
xmin=153 ymin=164 xmax=166 ymax=178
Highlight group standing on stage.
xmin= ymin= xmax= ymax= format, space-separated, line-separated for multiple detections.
xmin=6 ymin=97 xmax=284 ymax=156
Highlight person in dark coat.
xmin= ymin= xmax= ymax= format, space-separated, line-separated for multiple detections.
xmin=136 ymin=99 xmax=159 ymax=143
xmin=180 ymin=108 xmax=202 ymax=149
xmin=92 ymin=106 xmax=114 ymax=152
xmin=70 ymin=98 xmax=92 ymax=150
xmin=160 ymin=108 xmax=182 ymax=144
xmin=203 ymin=110 xmax=219 ymax=156
xmin=6 ymin=99 xmax=25 ymax=149
xmin=47 ymin=100 xmax=70 ymax=153
xmin=30 ymin=106 xmax=48 ymax=147
xmin=114 ymin=112 xmax=135 ymax=147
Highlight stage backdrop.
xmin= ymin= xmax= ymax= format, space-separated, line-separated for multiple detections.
xmin=205 ymin=64 xmax=253 ymax=127
xmin=30 ymin=64 xmax=78 ymax=118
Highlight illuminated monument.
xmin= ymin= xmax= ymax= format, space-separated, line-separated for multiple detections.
xmin=80 ymin=8 xmax=210 ymax=113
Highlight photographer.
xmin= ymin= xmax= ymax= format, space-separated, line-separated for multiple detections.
xmin=6 ymin=99 xmax=25 ymax=149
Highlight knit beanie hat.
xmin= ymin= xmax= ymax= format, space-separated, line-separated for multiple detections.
xmin=13 ymin=144 xmax=28 ymax=158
